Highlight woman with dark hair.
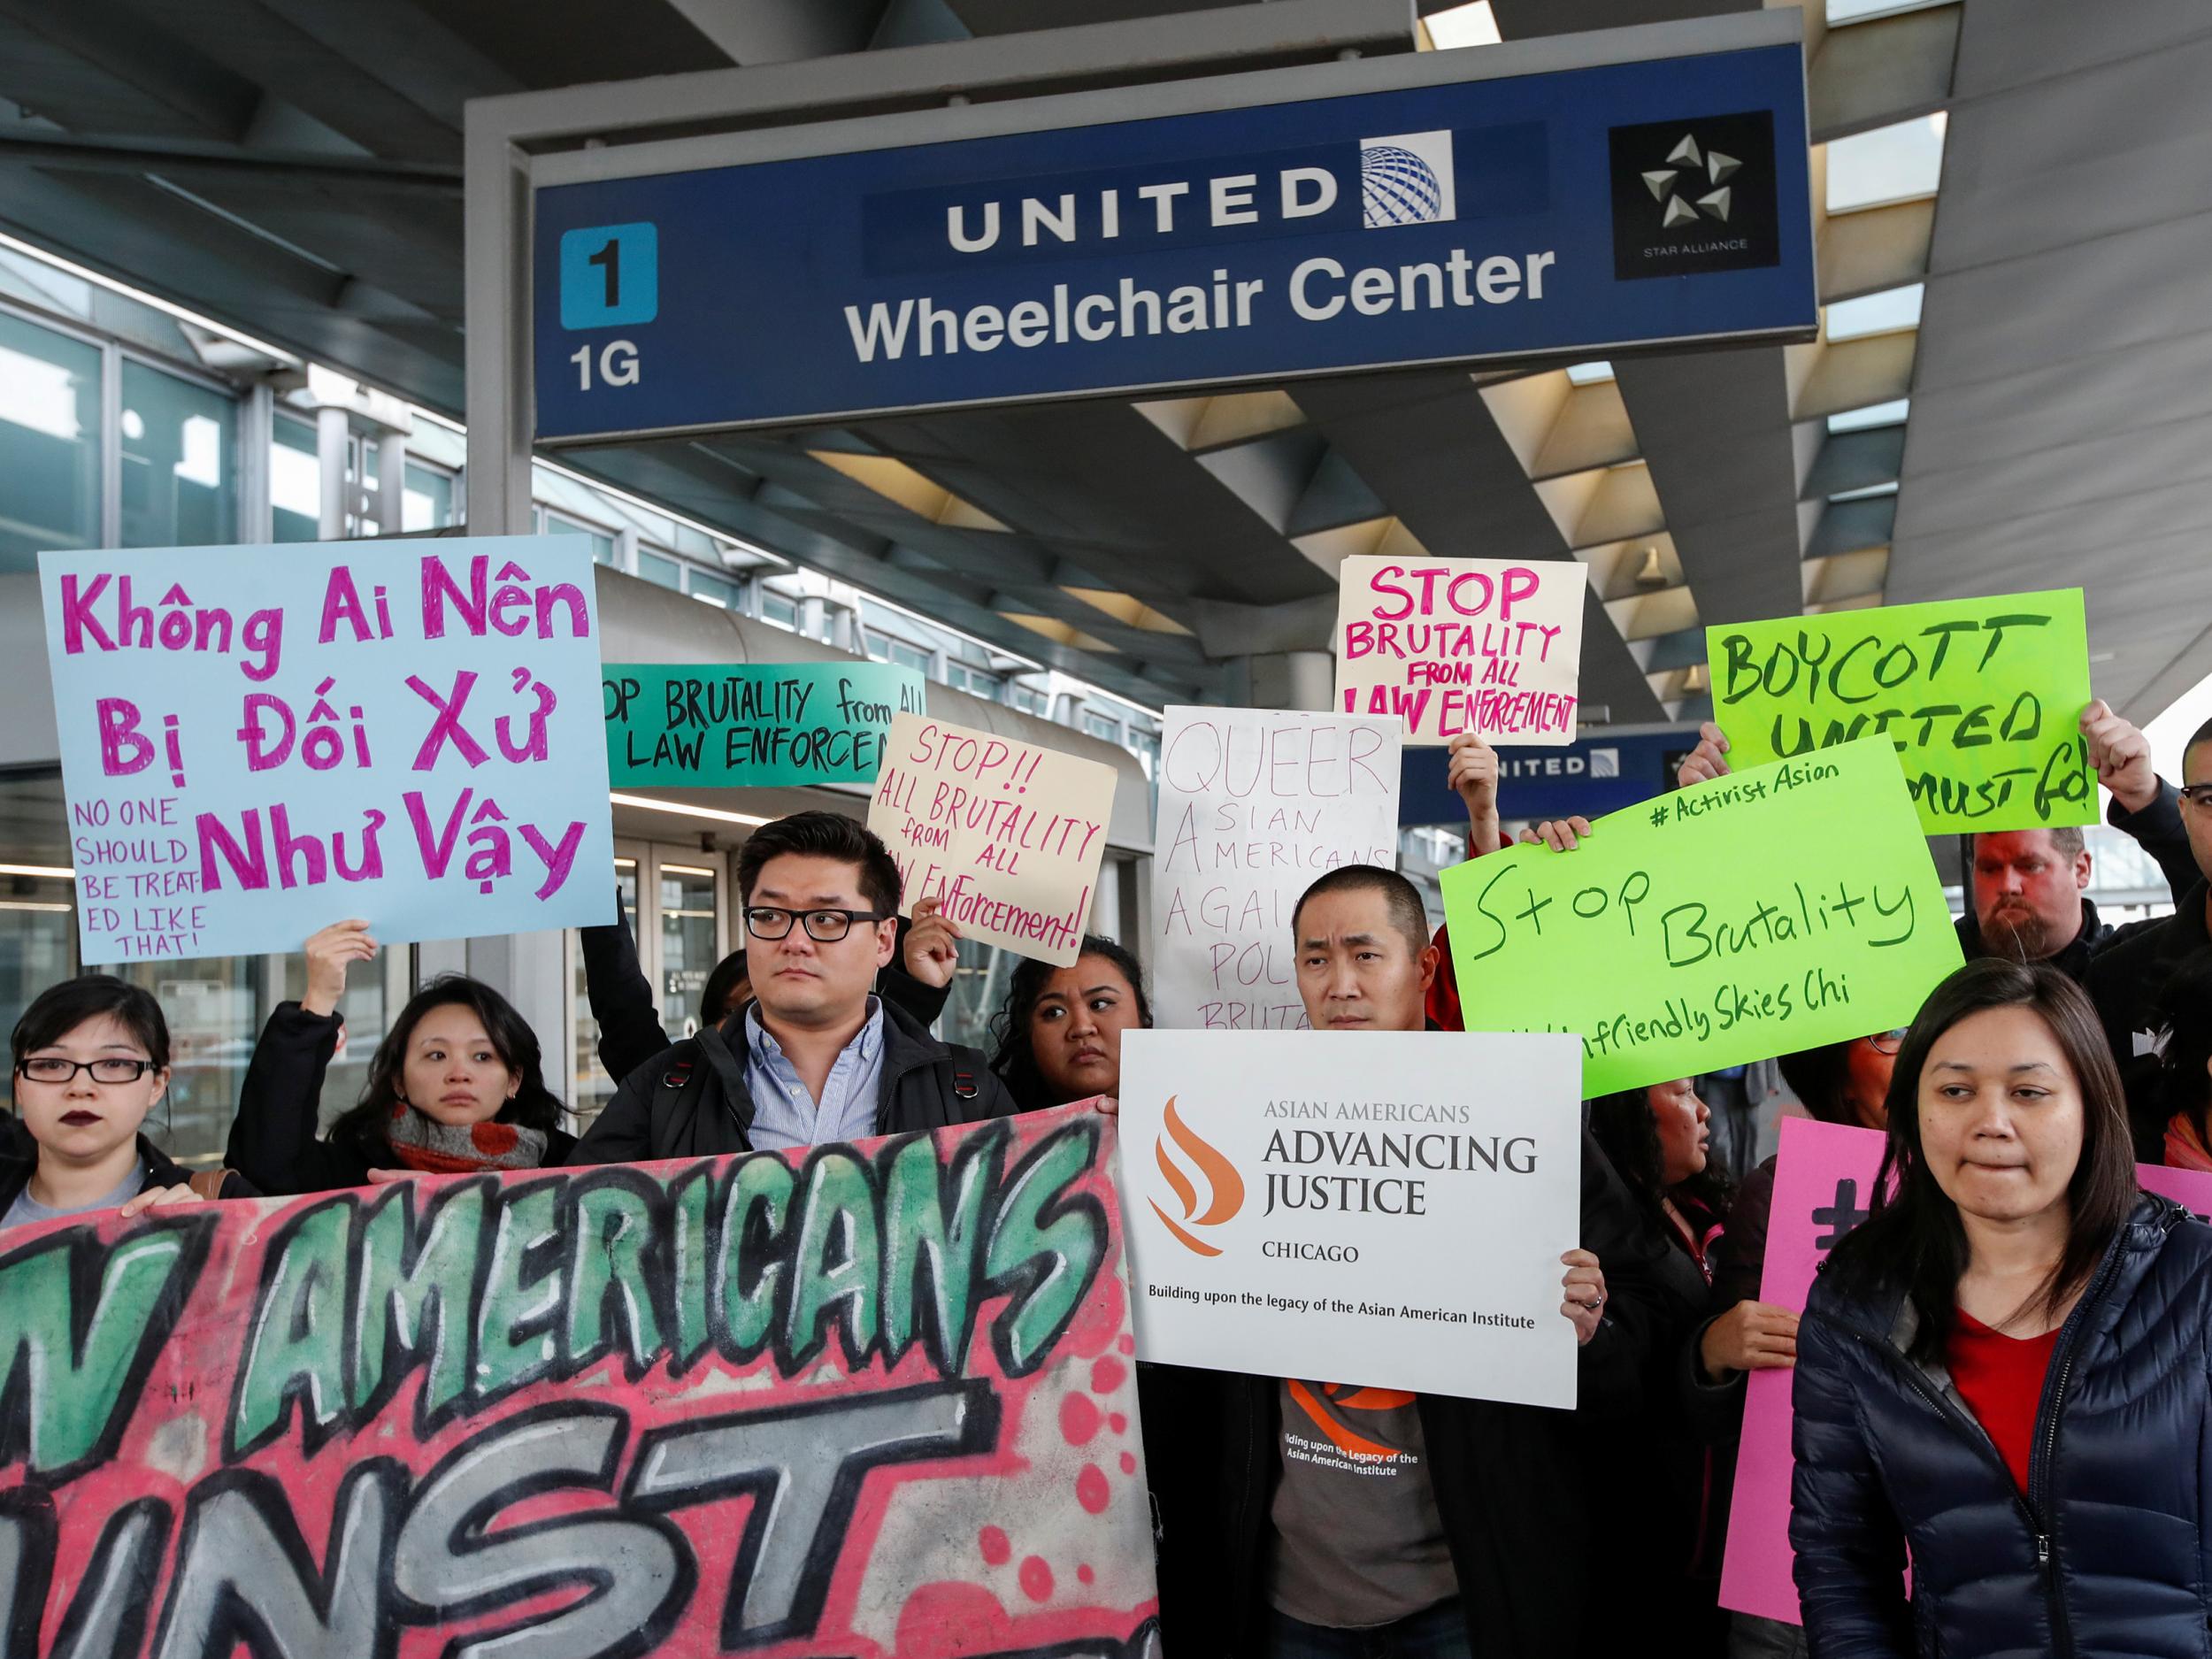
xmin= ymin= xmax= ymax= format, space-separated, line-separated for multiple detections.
xmin=227 ymin=919 xmax=572 ymax=1193
xmin=987 ymin=934 xmax=1152 ymax=1110
xmin=1790 ymin=958 xmax=2212 ymax=1657
xmin=2154 ymin=947 xmax=2212 ymax=1169
xmin=1579 ymin=1079 xmax=1732 ymax=1655
xmin=1 ymin=975 xmax=254 ymax=1225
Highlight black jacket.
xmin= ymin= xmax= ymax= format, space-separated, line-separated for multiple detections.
xmin=580 ymin=909 xmax=956 ymax=1088
xmin=1952 ymin=782 xmax=2197 ymax=984
xmin=1791 ymin=1195 xmax=2212 ymax=1658
xmin=0 ymin=1131 xmax=255 ymax=1220
xmin=565 ymin=994 xmax=1015 ymax=1164
xmin=1145 ymin=1126 xmax=1703 ymax=1659
xmin=2085 ymin=877 xmax=2212 ymax=1159
xmin=227 ymin=1002 xmax=576 ymax=1194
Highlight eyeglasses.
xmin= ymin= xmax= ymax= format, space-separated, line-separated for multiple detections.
xmin=1864 ymin=1029 xmax=1909 ymax=1056
xmin=2180 ymin=784 xmax=2212 ymax=810
xmin=16 ymin=1056 xmax=157 ymax=1085
xmin=743 ymin=905 xmax=892 ymax=943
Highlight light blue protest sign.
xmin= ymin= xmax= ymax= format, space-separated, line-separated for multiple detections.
xmin=39 ymin=536 xmax=616 ymax=963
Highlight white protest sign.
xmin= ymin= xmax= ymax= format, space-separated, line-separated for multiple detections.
xmin=869 ymin=711 xmax=1117 ymax=966
xmin=41 ymin=536 xmax=615 ymax=963
xmin=1152 ymin=709 xmax=1401 ymax=1030
xmin=1334 ymin=555 xmax=1584 ymax=745
xmin=1118 ymin=1028 xmax=1584 ymax=1406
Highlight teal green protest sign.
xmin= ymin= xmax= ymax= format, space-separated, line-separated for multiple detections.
xmin=1705 ymin=588 xmax=2094 ymax=835
xmin=603 ymin=663 xmax=925 ymax=787
xmin=1442 ymin=738 xmax=1963 ymax=1095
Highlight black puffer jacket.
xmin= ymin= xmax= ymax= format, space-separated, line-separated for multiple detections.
xmin=1790 ymin=1194 xmax=2212 ymax=1658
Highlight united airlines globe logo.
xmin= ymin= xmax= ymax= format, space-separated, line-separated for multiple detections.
xmin=1358 ymin=131 xmax=1458 ymax=228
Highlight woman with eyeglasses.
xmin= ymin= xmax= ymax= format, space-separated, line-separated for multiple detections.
xmin=2 ymin=975 xmax=254 ymax=1228
xmin=1791 ymin=958 xmax=2212 ymax=1658
xmin=226 ymin=918 xmax=572 ymax=1194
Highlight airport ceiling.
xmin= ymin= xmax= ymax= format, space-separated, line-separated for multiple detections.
xmin=1 ymin=0 xmax=2207 ymax=719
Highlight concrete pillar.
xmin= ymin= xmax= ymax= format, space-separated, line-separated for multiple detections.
xmin=1237 ymin=649 xmax=1335 ymax=712
xmin=375 ymin=427 xmax=409 ymax=534
xmin=316 ymin=405 xmax=350 ymax=541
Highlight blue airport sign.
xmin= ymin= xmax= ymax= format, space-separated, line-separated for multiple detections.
xmin=531 ymin=40 xmax=1813 ymax=441
xmin=1398 ymin=725 xmax=1704 ymax=828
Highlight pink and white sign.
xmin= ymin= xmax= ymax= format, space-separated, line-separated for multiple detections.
xmin=1719 ymin=1118 xmax=2212 ymax=1624
xmin=1333 ymin=555 xmax=1583 ymax=745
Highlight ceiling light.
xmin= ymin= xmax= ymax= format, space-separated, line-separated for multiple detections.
xmin=1683 ymin=663 xmax=1710 ymax=693
xmin=610 ymin=793 xmax=771 ymax=828
xmin=0 ymin=863 xmax=75 ymax=879
xmin=1634 ymin=545 xmax=1666 ymax=586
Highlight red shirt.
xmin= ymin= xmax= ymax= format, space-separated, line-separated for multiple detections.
xmin=1947 ymin=1307 xmax=2062 ymax=1494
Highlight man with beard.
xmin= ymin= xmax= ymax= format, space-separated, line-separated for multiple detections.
xmin=1678 ymin=700 xmax=2198 ymax=983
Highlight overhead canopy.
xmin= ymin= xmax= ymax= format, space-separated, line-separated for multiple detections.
xmin=2 ymin=0 xmax=2204 ymax=725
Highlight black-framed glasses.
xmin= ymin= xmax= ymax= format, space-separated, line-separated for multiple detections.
xmin=2180 ymin=784 xmax=2212 ymax=811
xmin=16 ymin=1056 xmax=157 ymax=1085
xmin=1864 ymin=1029 xmax=1909 ymax=1056
xmin=743 ymin=905 xmax=892 ymax=943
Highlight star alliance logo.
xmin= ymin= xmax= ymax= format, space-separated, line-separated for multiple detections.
xmin=1640 ymin=133 xmax=1740 ymax=229
xmin=1608 ymin=111 xmax=1780 ymax=281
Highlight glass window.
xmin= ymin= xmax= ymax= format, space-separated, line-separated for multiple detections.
xmin=120 ymin=359 xmax=234 ymax=548
xmin=688 ymin=569 xmax=741 ymax=608
xmin=948 ymin=664 xmax=1002 ymax=702
xmin=1082 ymin=711 xmax=1123 ymax=743
xmin=570 ymin=858 xmax=640 ymax=1120
xmin=1827 ymin=115 xmax=1947 ymax=213
xmin=658 ymin=864 xmax=721 ymax=1041
xmin=403 ymin=461 xmax=455 ymax=532
xmin=887 ymin=640 xmax=931 ymax=673
xmin=0 ymin=312 xmax=102 ymax=572
xmin=637 ymin=549 xmax=681 ymax=589
xmin=761 ymin=591 xmax=801 ymax=629
xmin=272 ymin=413 xmax=321 ymax=542
xmin=546 ymin=511 xmax=618 ymax=567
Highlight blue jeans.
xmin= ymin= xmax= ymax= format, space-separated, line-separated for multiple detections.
xmin=1267 ymin=1600 xmax=1471 ymax=1659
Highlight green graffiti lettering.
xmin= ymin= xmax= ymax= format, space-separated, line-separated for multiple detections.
xmin=785 ymin=1151 xmax=880 ymax=1368
xmin=983 ymin=1122 xmax=1106 ymax=1375
xmin=0 ymin=1223 xmax=205 ymax=1476
xmin=564 ymin=1179 xmax=666 ymax=1374
xmin=231 ymin=1201 xmax=353 ymax=1455
xmin=669 ymin=1165 xmax=712 ymax=1372
xmin=472 ymin=1183 xmax=563 ymax=1401
xmin=714 ymin=1153 xmax=793 ymax=1358
xmin=879 ymin=1129 xmax=997 ymax=1374
xmin=350 ymin=1180 xmax=486 ymax=1419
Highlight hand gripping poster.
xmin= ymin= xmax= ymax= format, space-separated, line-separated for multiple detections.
xmin=0 ymin=1105 xmax=1160 ymax=1659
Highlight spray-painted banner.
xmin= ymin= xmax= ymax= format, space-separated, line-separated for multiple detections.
xmin=1151 ymin=708 xmax=1401 ymax=1031
xmin=603 ymin=662 xmax=927 ymax=787
xmin=1718 ymin=1118 xmax=2212 ymax=1625
xmin=869 ymin=713 xmax=1117 ymax=968
xmin=1705 ymin=588 xmax=2095 ymax=835
xmin=0 ymin=1103 xmax=1160 ymax=1659
xmin=38 ymin=536 xmax=616 ymax=963
xmin=1334 ymin=557 xmax=1583 ymax=746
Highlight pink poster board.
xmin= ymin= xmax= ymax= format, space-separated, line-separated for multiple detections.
xmin=1718 ymin=1118 xmax=2212 ymax=1624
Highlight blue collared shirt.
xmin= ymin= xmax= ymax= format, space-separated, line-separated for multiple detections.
xmin=742 ymin=997 xmax=887 ymax=1150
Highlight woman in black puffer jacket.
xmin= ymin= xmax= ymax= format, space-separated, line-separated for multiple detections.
xmin=1790 ymin=957 xmax=2212 ymax=1659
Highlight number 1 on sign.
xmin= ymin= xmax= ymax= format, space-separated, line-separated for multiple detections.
xmin=588 ymin=238 xmax=619 ymax=307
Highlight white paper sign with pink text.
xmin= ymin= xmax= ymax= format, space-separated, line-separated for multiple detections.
xmin=1334 ymin=555 xmax=1584 ymax=745
xmin=40 ymin=535 xmax=615 ymax=963
xmin=869 ymin=711 xmax=1117 ymax=967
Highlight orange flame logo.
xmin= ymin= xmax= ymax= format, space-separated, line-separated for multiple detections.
xmin=1150 ymin=1095 xmax=1245 ymax=1256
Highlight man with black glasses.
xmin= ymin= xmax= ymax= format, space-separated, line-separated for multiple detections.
xmin=568 ymin=810 xmax=1016 ymax=1163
